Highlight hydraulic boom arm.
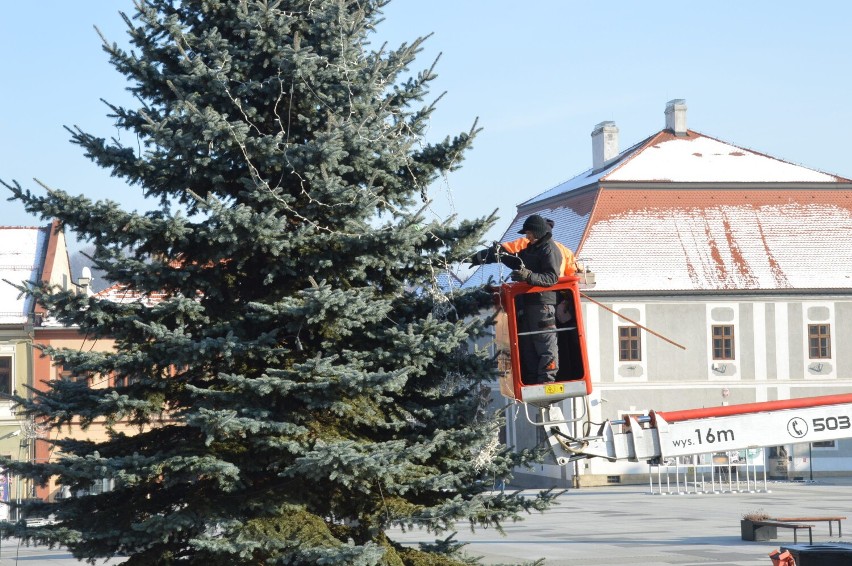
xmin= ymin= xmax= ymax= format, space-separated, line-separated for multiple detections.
xmin=545 ymin=393 xmax=852 ymax=465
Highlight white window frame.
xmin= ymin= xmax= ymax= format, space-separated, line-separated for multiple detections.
xmin=706 ymin=303 xmax=739 ymax=382
xmin=612 ymin=303 xmax=647 ymax=383
xmin=803 ymin=302 xmax=836 ymax=380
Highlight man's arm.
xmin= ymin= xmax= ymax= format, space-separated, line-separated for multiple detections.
xmin=469 ymin=242 xmax=525 ymax=270
xmin=498 ymin=253 xmax=523 ymax=270
xmin=468 ymin=244 xmax=498 ymax=266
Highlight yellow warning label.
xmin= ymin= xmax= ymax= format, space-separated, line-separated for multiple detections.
xmin=544 ymin=383 xmax=564 ymax=395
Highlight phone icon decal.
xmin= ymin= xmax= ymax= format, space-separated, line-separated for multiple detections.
xmin=787 ymin=417 xmax=807 ymax=439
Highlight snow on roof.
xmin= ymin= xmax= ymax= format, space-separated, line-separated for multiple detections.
xmin=519 ymin=137 xmax=651 ymax=208
xmin=580 ymin=190 xmax=852 ymax=291
xmin=95 ymin=284 xmax=168 ymax=305
xmin=462 ymin=193 xmax=597 ymax=289
xmin=0 ymin=226 xmax=48 ymax=323
xmin=465 ymin=122 xmax=852 ymax=293
xmin=521 ymin=131 xmax=849 ymax=213
xmin=603 ymin=131 xmax=848 ymax=183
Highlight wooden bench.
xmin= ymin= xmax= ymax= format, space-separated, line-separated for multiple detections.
xmin=772 ymin=516 xmax=845 ymax=537
xmin=752 ymin=520 xmax=814 ymax=544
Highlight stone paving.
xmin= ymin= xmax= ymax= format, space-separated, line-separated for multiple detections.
xmin=2 ymin=481 xmax=850 ymax=565
xmin=387 ymin=480 xmax=852 ymax=565
xmin=0 ymin=541 xmax=122 ymax=565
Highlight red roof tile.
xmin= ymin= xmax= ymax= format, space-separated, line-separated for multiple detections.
xmin=580 ymin=189 xmax=852 ymax=291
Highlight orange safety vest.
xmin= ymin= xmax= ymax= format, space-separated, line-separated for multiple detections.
xmin=501 ymin=237 xmax=576 ymax=276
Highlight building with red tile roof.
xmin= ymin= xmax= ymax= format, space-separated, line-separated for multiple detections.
xmin=471 ymin=101 xmax=852 ymax=487
xmin=466 ymin=101 xmax=852 ymax=292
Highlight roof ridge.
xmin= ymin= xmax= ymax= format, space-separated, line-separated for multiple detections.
xmin=517 ymin=134 xmax=657 ymax=209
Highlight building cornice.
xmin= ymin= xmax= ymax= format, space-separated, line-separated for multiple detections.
xmin=582 ymin=288 xmax=852 ymax=300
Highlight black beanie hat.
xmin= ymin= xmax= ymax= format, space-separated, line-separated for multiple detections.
xmin=518 ymin=214 xmax=550 ymax=239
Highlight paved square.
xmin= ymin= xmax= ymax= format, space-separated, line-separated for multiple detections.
xmin=3 ymin=481 xmax=850 ymax=565
xmin=388 ymin=480 xmax=852 ymax=565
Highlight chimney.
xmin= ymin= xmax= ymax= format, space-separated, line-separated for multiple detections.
xmin=665 ymin=99 xmax=687 ymax=135
xmin=77 ymin=266 xmax=92 ymax=296
xmin=591 ymin=121 xmax=619 ymax=170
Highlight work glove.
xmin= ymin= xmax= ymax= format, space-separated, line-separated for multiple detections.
xmin=466 ymin=248 xmax=490 ymax=265
xmin=510 ymin=267 xmax=532 ymax=283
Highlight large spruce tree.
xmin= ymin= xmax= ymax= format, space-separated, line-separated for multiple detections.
xmin=3 ymin=1 xmax=553 ymax=564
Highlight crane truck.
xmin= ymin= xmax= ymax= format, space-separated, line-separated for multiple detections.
xmin=494 ymin=276 xmax=852 ymax=466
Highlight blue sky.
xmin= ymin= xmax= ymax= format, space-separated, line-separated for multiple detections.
xmin=2 ymin=1 xmax=852 ymax=249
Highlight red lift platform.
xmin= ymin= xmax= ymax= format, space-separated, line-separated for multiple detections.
xmin=494 ymin=275 xmax=592 ymax=408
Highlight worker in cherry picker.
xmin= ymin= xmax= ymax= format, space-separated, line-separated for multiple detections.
xmin=468 ymin=214 xmax=562 ymax=384
xmin=501 ymin=219 xmax=577 ymax=277
xmin=503 ymin=220 xmax=578 ymax=327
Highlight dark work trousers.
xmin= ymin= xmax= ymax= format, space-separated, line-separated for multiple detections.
xmin=517 ymin=304 xmax=558 ymax=384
